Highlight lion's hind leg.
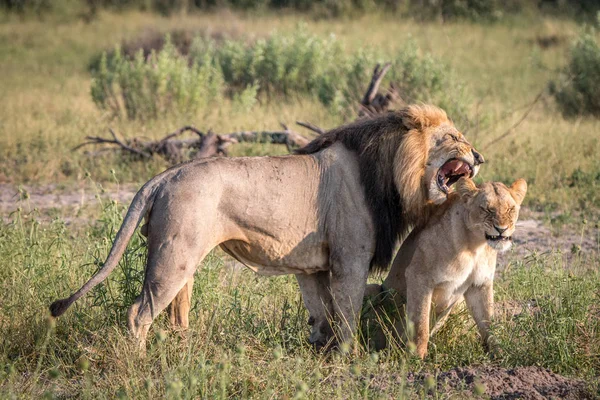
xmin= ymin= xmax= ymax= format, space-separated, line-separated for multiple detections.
xmin=167 ymin=277 xmax=194 ymax=331
xmin=127 ymin=234 xmax=212 ymax=354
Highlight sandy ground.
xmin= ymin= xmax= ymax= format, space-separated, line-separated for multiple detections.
xmin=1 ymin=183 xmax=598 ymax=398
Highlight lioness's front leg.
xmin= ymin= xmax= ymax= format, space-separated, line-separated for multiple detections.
xmin=406 ymin=273 xmax=433 ymax=359
xmin=464 ymin=281 xmax=494 ymax=351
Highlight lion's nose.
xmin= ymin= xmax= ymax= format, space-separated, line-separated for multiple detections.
xmin=472 ymin=149 xmax=485 ymax=165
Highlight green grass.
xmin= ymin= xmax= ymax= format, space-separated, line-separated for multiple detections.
xmin=1 ymin=8 xmax=600 ymax=399
xmin=0 ymin=193 xmax=599 ymax=398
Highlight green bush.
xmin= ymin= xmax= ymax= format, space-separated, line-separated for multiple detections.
xmin=91 ymin=36 xmax=224 ymax=120
xmin=4 ymin=0 xmax=599 ymax=20
xmin=91 ymin=30 xmax=470 ymax=121
xmin=387 ymin=41 xmax=470 ymax=121
xmin=550 ymin=29 xmax=600 ymax=118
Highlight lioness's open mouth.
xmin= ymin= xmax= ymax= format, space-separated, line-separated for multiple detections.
xmin=437 ymin=159 xmax=474 ymax=193
xmin=485 ymin=234 xmax=512 ymax=242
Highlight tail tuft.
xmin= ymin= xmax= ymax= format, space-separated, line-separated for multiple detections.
xmin=49 ymin=298 xmax=71 ymax=317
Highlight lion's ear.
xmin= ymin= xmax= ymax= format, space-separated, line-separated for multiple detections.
xmin=509 ymin=178 xmax=527 ymax=205
xmin=401 ymin=104 xmax=449 ymax=131
xmin=456 ymin=177 xmax=478 ymax=199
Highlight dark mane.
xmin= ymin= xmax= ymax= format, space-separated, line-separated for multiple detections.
xmin=296 ymin=111 xmax=415 ymax=272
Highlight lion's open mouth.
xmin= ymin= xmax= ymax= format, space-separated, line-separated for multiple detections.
xmin=485 ymin=234 xmax=512 ymax=242
xmin=437 ymin=159 xmax=474 ymax=194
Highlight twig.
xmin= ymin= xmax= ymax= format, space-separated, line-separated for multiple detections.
xmin=72 ymin=129 xmax=151 ymax=158
xmin=482 ymin=89 xmax=546 ymax=150
xmin=296 ymin=121 xmax=325 ymax=135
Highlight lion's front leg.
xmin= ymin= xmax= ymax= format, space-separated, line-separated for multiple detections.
xmin=329 ymin=258 xmax=370 ymax=351
xmin=296 ymin=271 xmax=334 ymax=350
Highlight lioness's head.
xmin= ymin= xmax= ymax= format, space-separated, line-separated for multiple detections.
xmin=396 ymin=105 xmax=485 ymax=206
xmin=457 ymin=178 xmax=528 ymax=252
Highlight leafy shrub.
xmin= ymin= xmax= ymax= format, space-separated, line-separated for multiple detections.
xmin=1 ymin=0 xmax=530 ymax=19
xmin=0 ymin=0 xmax=51 ymax=12
xmin=190 ymin=30 xmax=355 ymax=98
xmin=91 ymin=29 xmax=470 ymax=121
xmin=407 ymin=0 xmax=529 ymax=21
xmin=550 ymin=29 xmax=600 ymax=118
xmin=91 ymin=36 xmax=224 ymax=120
xmin=386 ymin=41 xmax=470 ymax=121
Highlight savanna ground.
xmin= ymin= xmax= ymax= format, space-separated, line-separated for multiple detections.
xmin=1 ymin=7 xmax=600 ymax=399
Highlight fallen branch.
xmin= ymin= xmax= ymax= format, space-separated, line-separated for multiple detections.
xmin=362 ymin=62 xmax=392 ymax=105
xmin=77 ymin=63 xmax=401 ymax=164
xmin=359 ymin=63 xmax=403 ymax=118
xmin=75 ymin=126 xmax=314 ymax=162
xmin=73 ymin=128 xmax=152 ymax=158
xmin=296 ymin=121 xmax=325 ymax=135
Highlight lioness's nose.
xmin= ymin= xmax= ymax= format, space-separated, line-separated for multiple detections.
xmin=473 ymin=149 xmax=485 ymax=165
xmin=494 ymin=225 xmax=508 ymax=235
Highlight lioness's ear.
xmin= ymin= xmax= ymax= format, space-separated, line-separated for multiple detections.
xmin=510 ymin=178 xmax=527 ymax=205
xmin=456 ymin=177 xmax=478 ymax=199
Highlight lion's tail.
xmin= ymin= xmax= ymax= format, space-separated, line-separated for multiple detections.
xmin=49 ymin=178 xmax=162 ymax=318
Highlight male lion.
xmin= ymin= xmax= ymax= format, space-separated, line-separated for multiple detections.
xmin=364 ymin=177 xmax=527 ymax=358
xmin=50 ymin=105 xmax=483 ymax=351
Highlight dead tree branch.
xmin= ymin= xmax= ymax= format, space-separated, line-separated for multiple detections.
xmin=75 ymin=126 xmax=313 ymax=162
xmin=358 ymin=63 xmax=403 ymax=119
xmin=73 ymin=129 xmax=152 ymax=158
xmin=296 ymin=121 xmax=325 ymax=135
xmin=362 ymin=62 xmax=392 ymax=105
xmin=77 ymin=63 xmax=404 ymax=164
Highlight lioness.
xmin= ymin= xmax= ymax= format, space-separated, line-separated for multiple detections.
xmin=50 ymin=105 xmax=484 ymax=351
xmin=365 ymin=177 xmax=527 ymax=358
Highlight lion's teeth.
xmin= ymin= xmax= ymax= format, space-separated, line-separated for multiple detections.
xmin=453 ymin=161 xmax=463 ymax=172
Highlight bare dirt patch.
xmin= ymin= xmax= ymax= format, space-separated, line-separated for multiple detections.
xmin=0 ymin=183 xmax=136 ymax=224
xmin=498 ymin=218 xmax=598 ymax=266
xmin=368 ymin=366 xmax=595 ymax=399
xmin=432 ymin=365 xmax=594 ymax=399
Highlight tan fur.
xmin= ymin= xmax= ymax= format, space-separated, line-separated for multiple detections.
xmin=49 ymin=105 xmax=482 ymax=353
xmin=366 ymin=178 xmax=527 ymax=358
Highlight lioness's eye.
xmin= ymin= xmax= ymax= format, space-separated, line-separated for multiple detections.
xmin=480 ymin=207 xmax=495 ymax=216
